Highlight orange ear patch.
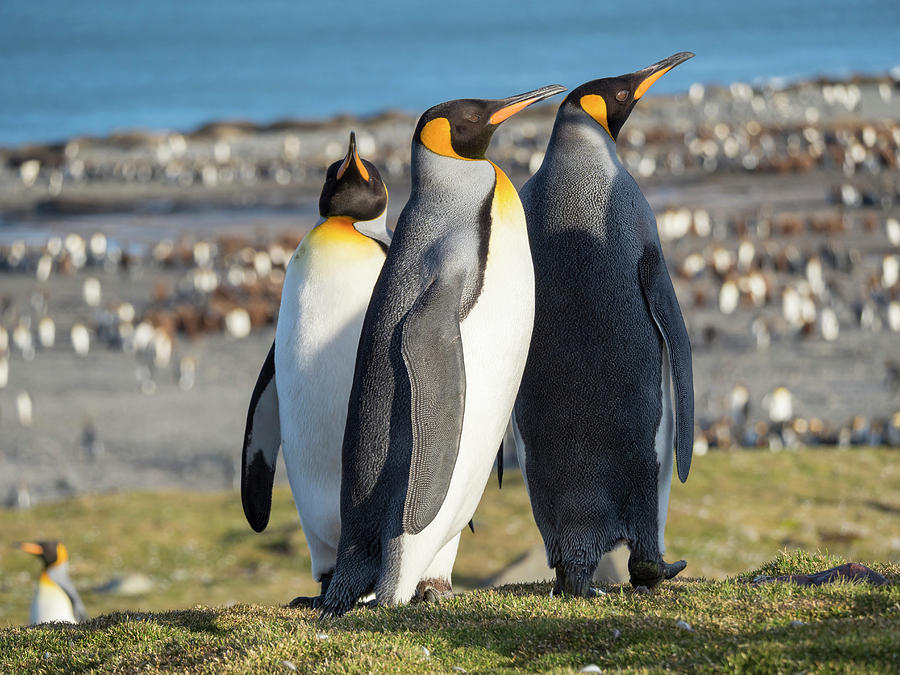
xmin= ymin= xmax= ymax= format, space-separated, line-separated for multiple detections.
xmin=580 ymin=94 xmax=613 ymax=138
xmin=420 ymin=118 xmax=465 ymax=159
xmin=635 ymin=66 xmax=672 ymax=99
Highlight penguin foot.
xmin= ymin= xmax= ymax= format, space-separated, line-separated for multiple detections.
xmin=663 ymin=559 xmax=687 ymax=580
xmin=414 ymin=578 xmax=453 ymax=604
xmin=288 ymin=594 xmax=324 ymax=609
xmin=553 ymin=564 xmax=595 ymax=597
xmin=628 ymin=559 xmax=665 ymax=589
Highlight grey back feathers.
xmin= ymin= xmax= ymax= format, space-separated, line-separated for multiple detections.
xmin=516 ymin=97 xmax=694 ymax=585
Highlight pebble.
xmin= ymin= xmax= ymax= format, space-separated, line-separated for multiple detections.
xmin=420 ymin=646 xmax=431 ymax=659
xmin=280 ymin=661 xmax=297 ymax=671
xmin=790 ymin=620 xmax=806 ymax=627
xmin=675 ymin=620 xmax=693 ymax=631
xmin=315 ymin=632 xmax=328 ymax=640
xmin=611 ymin=628 xmax=621 ymax=640
xmin=579 ymin=665 xmax=603 ymax=673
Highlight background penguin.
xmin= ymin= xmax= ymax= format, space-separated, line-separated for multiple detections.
xmin=19 ymin=541 xmax=87 ymax=624
xmin=319 ymin=84 xmax=566 ymax=618
xmin=514 ymin=53 xmax=695 ymax=595
xmin=241 ymin=132 xmax=394 ymax=607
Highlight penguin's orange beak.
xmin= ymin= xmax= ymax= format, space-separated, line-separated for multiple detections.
xmin=336 ymin=131 xmax=369 ymax=182
xmin=633 ymin=51 xmax=695 ymax=100
xmin=488 ymin=84 xmax=568 ymax=125
xmin=19 ymin=542 xmax=44 ymax=556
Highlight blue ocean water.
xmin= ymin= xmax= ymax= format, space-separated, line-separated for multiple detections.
xmin=0 ymin=0 xmax=898 ymax=146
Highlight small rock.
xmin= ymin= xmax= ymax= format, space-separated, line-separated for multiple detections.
xmin=43 ymin=652 xmax=52 ymax=661
xmin=93 ymin=573 xmax=155 ymax=596
xmin=420 ymin=646 xmax=431 ymax=658
xmin=790 ymin=620 xmax=806 ymax=627
xmin=675 ymin=620 xmax=693 ymax=631
xmin=633 ymin=585 xmax=650 ymax=594
xmin=579 ymin=665 xmax=603 ymax=673
xmin=280 ymin=661 xmax=297 ymax=671
xmin=611 ymin=628 xmax=621 ymax=640
xmin=315 ymin=632 xmax=329 ymax=640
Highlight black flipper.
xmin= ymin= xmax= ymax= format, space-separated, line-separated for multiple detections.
xmin=638 ymin=245 xmax=694 ymax=483
xmin=241 ymin=341 xmax=282 ymax=532
xmin=468 ymin=520 xmax=475 ymax=533
xmin=496 ymin=441 xmax=504 ymax=489
xmin=400 ymin=271 xmax=467 ymax=535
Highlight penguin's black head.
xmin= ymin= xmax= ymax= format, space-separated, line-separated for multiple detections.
xmin=318 ymin=132 xmax=387 ymax=222
xmin=565 ymin=52 xmax=694 ymax=140
xmin=415 ymin=84 xmax=566 ymax=160
xmin=19 ymin=540 xmax=67 ymax=567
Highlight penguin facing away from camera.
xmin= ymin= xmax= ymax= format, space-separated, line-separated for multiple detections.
xmin=319 ymin=84 xmax=567 ymax=618
xmin=514 ymin=53 xmax=695 ymax=595
xmin=241 ymin=132 xmax=398 ymax=607
xmin=19 ymin=541 xmax=87 ymax=625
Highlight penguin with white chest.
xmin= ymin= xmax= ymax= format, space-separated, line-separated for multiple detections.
xmin=319 ymin=84 xmax=567 ymax=618
xmin=19 ymin=541 xmax=87 ymax=625
xmin=241 ymin=133 xmax=394 ymax=607
xmin=514 ymin=53 xmax=695 ymax=594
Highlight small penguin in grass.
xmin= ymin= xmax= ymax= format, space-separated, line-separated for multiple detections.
xmin=19 ymin=541 xmax=87 ymax=625
xmin=513 ymin=53 xmax=695 ymax=595
xmin=318 ymin=84 xmax=567 ymax=618
xmin=241 ymin=132 xmax=393 ymax=608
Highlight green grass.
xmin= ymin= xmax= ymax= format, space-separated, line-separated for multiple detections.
xmin=0 ymin=551 xmax=897 ymax=673
xmin=0 ymin=448 xmax=898 ymax=672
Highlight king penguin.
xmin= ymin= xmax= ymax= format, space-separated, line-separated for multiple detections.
xmin=19 ymin=541 xmax=87 ymax=624
xmin=241 ymin=132 xmax=394 ymax=607
xmin=319 ymin=84 xmax=567 ymax=618
xmin=513 ymin=53 xmax=695 ymax=594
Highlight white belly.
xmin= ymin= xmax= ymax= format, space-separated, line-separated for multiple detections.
xmin=275 ymin=244 xmax=384 ymax=578
xmin=31 ymin=580 xmax=75 ymax=624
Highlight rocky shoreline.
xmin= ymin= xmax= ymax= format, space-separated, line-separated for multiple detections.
xmin=1 ymin=73 xmax=899 ymax=505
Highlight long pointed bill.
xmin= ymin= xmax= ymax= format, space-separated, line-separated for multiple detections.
xmin=19 ymin=542 xmax=44 ymax=556
xmin=337 ymin=131 xmax=369 ymax=181
xmin=489 ymin=84 xmax=567 ymax=125
xmin=634 ymin=51 xmax=694 ymax=99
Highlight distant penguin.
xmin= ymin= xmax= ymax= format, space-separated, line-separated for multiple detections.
xmin=514 ymin=53 xmax=695 ymax=595
xmin=319 ymin=84 xmax=567 ymax=618
xmin=19 ymin=541 xmax=87 ymax=625
xmin=241 ymin=132 xmax=393 ymax=607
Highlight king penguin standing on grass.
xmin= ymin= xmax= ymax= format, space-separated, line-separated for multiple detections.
xmin=241 ymin=132 xmax=394 ymax=607
xmin=319 ymin=84 xmax=567 ymax=618
xmin=513 ymin=53 xmax=696 ymax=595
xmin=19 ymin=541 xmax=87 ymax=625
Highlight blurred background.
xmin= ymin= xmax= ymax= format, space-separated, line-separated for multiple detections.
xmin=0 ymin=0 xmax=898 ymax=626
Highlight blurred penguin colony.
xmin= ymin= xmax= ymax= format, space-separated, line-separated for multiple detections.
xmin=1 ymin=73 xmax=899 ymax=463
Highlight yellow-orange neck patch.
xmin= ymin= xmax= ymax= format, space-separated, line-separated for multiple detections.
xmin=635 ymin=66 xmax=672 ymax=99
xmin=489 ymin=161 xmax=525 ymax=225
xmin=580 ymin=94 xmax=613 ymax=138
xmin=420 ymin=118 xmax=467 ymax=160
